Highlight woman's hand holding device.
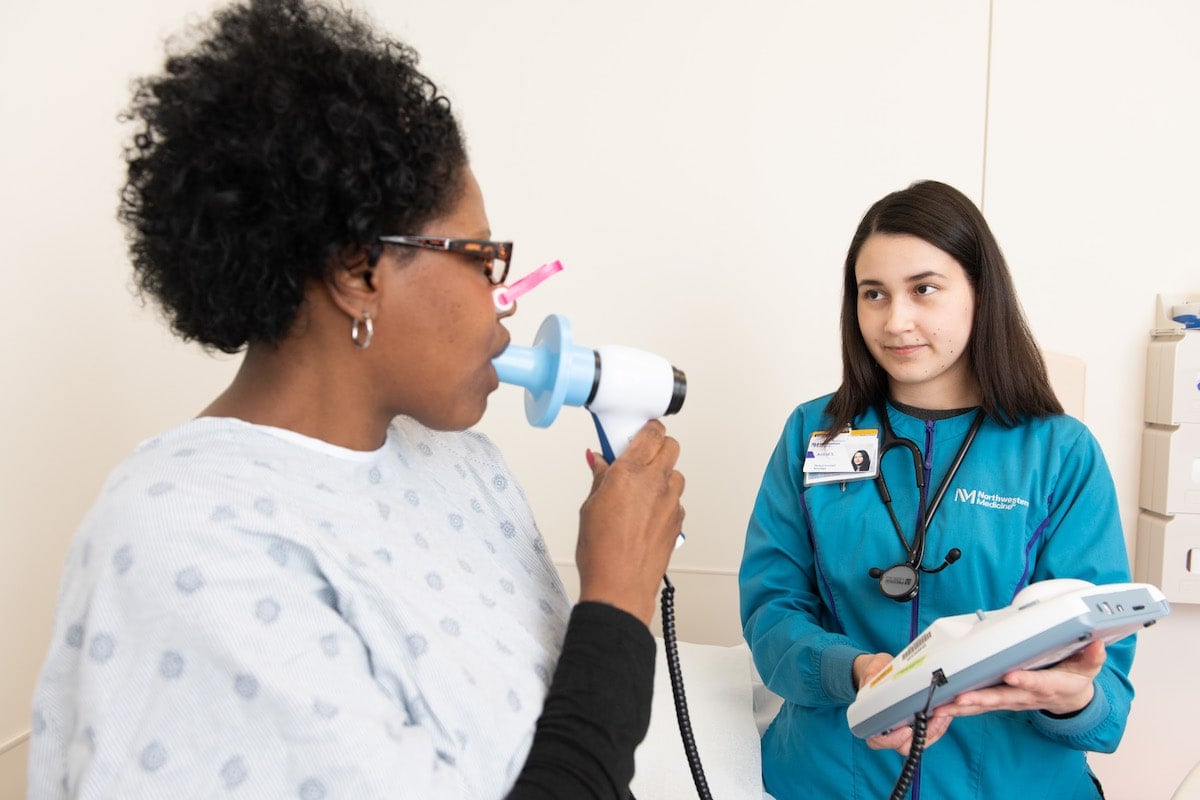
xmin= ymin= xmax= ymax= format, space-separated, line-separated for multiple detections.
xmin=932 ymin=640 xmax=1106 ymax=721
xmin=576 ymin=420 xmax=685 ymax=627
xmin=854 ymin=652 xmax=952 ymax=756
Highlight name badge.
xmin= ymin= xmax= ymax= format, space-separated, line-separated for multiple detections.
xmin=803 ymin=428 xmax=878 ymax=486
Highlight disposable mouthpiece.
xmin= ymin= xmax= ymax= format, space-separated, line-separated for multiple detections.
xmin=493 ymin=260 xmax=564 ymax=312
xmin=492 ymin=314 xmax=598 ymax=428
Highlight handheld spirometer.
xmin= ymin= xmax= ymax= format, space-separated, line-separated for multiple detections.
xmin=490 ymin=263 xmax=710 ymax=798
xmin=492 ymin=312 xmax=686 ymax=463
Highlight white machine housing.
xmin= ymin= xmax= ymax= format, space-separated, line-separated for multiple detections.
xmin=588 ymin=344 xmax=680 ymax=459
xmin=847 ymin=579 xmax=1170 ymax=739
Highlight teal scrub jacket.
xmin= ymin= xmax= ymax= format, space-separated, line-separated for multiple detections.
xmin=739 ymin=396 xmax=1135 ymax=800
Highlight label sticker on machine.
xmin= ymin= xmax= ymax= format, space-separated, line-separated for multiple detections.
xmin=804 ymin=428 xmax=878 ymax=485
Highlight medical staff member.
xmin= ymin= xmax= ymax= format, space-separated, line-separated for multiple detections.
xmin=739 ymin=180 xmax=1134 ymax=799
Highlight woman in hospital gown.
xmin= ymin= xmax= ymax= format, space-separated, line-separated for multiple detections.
xmin=27 ymin=1 xmax=685 ymax=797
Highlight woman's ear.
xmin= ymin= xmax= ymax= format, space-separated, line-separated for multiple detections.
xmin=323 ymin=246 xmax=378 ymax=320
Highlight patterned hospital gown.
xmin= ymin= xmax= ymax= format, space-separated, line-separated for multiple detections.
xmin=28 ymin=416 xmax=572 ymax=799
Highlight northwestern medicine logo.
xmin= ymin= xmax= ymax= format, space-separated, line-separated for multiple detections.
xmin=954 ymin=488 xmax=1030 ymax=511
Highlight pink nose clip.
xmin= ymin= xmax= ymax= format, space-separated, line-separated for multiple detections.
xmin=494 ymin=260 xmax=563 ymax=313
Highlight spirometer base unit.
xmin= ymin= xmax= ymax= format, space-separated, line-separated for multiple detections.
xmin=846 ymin=580 xmax=1169 ymax=740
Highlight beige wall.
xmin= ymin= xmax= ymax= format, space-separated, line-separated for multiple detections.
xmin=3 ymin=1 xmax=1197 ymax=797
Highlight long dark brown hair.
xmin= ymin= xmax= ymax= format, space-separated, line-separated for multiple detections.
xmin=823 ymin=180 xmax=1061 ymax=436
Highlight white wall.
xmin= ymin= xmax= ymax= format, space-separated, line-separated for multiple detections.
xmin=2 ymin=1 xmax=1196 ymax=797
xmin=983 ymin=2 xmax=1200 ymax=792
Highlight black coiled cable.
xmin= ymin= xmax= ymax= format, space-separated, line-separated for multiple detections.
xmin=660 ymin=575 xmax=713 ymax=800
xmin=887 ymin=672 xmax=945 ymax=800
xmin=887 ymin=712 xmax=927 ymax=800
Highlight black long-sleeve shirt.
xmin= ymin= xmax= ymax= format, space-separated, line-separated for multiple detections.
xmin=507 ymin=602 xmax=655 ymax=799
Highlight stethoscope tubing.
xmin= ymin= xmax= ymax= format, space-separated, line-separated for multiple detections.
xmin=871 ymin=403 xmax=986 ymax=597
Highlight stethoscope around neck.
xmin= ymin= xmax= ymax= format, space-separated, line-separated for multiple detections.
xmin=867 ymin=401 xmax=986 ymax=602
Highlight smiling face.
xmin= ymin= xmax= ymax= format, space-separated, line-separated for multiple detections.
xmin=370 ymin=166 xmax=514 ymax=430
xmin=854 ymin=232 xmax=978 ymax=409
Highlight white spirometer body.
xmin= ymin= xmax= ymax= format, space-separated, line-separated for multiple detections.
xmin=847 ymin=579 xmax=1170 ymax=739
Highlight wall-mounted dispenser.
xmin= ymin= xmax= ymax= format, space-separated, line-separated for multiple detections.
xmin=1135 ymin=293 xmax=1200 ymax=604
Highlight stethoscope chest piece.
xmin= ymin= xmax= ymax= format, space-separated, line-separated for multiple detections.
xmin=870 ymin=563 xmax=920 ymax=601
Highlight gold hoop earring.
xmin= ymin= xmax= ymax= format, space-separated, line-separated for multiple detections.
xmin=351 ymin=312 xmax=373 ymax=349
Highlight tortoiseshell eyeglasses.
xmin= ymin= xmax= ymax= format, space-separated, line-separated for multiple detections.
xmin=378 ymin=235 xmax=513 ymax=285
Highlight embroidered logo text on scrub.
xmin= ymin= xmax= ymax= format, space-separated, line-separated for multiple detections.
xmin=953 ymin=489 xmax=1030 ymax=511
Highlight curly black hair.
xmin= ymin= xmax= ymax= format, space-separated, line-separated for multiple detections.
xmin=119 ymin=0 xmax=467 ymax=352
